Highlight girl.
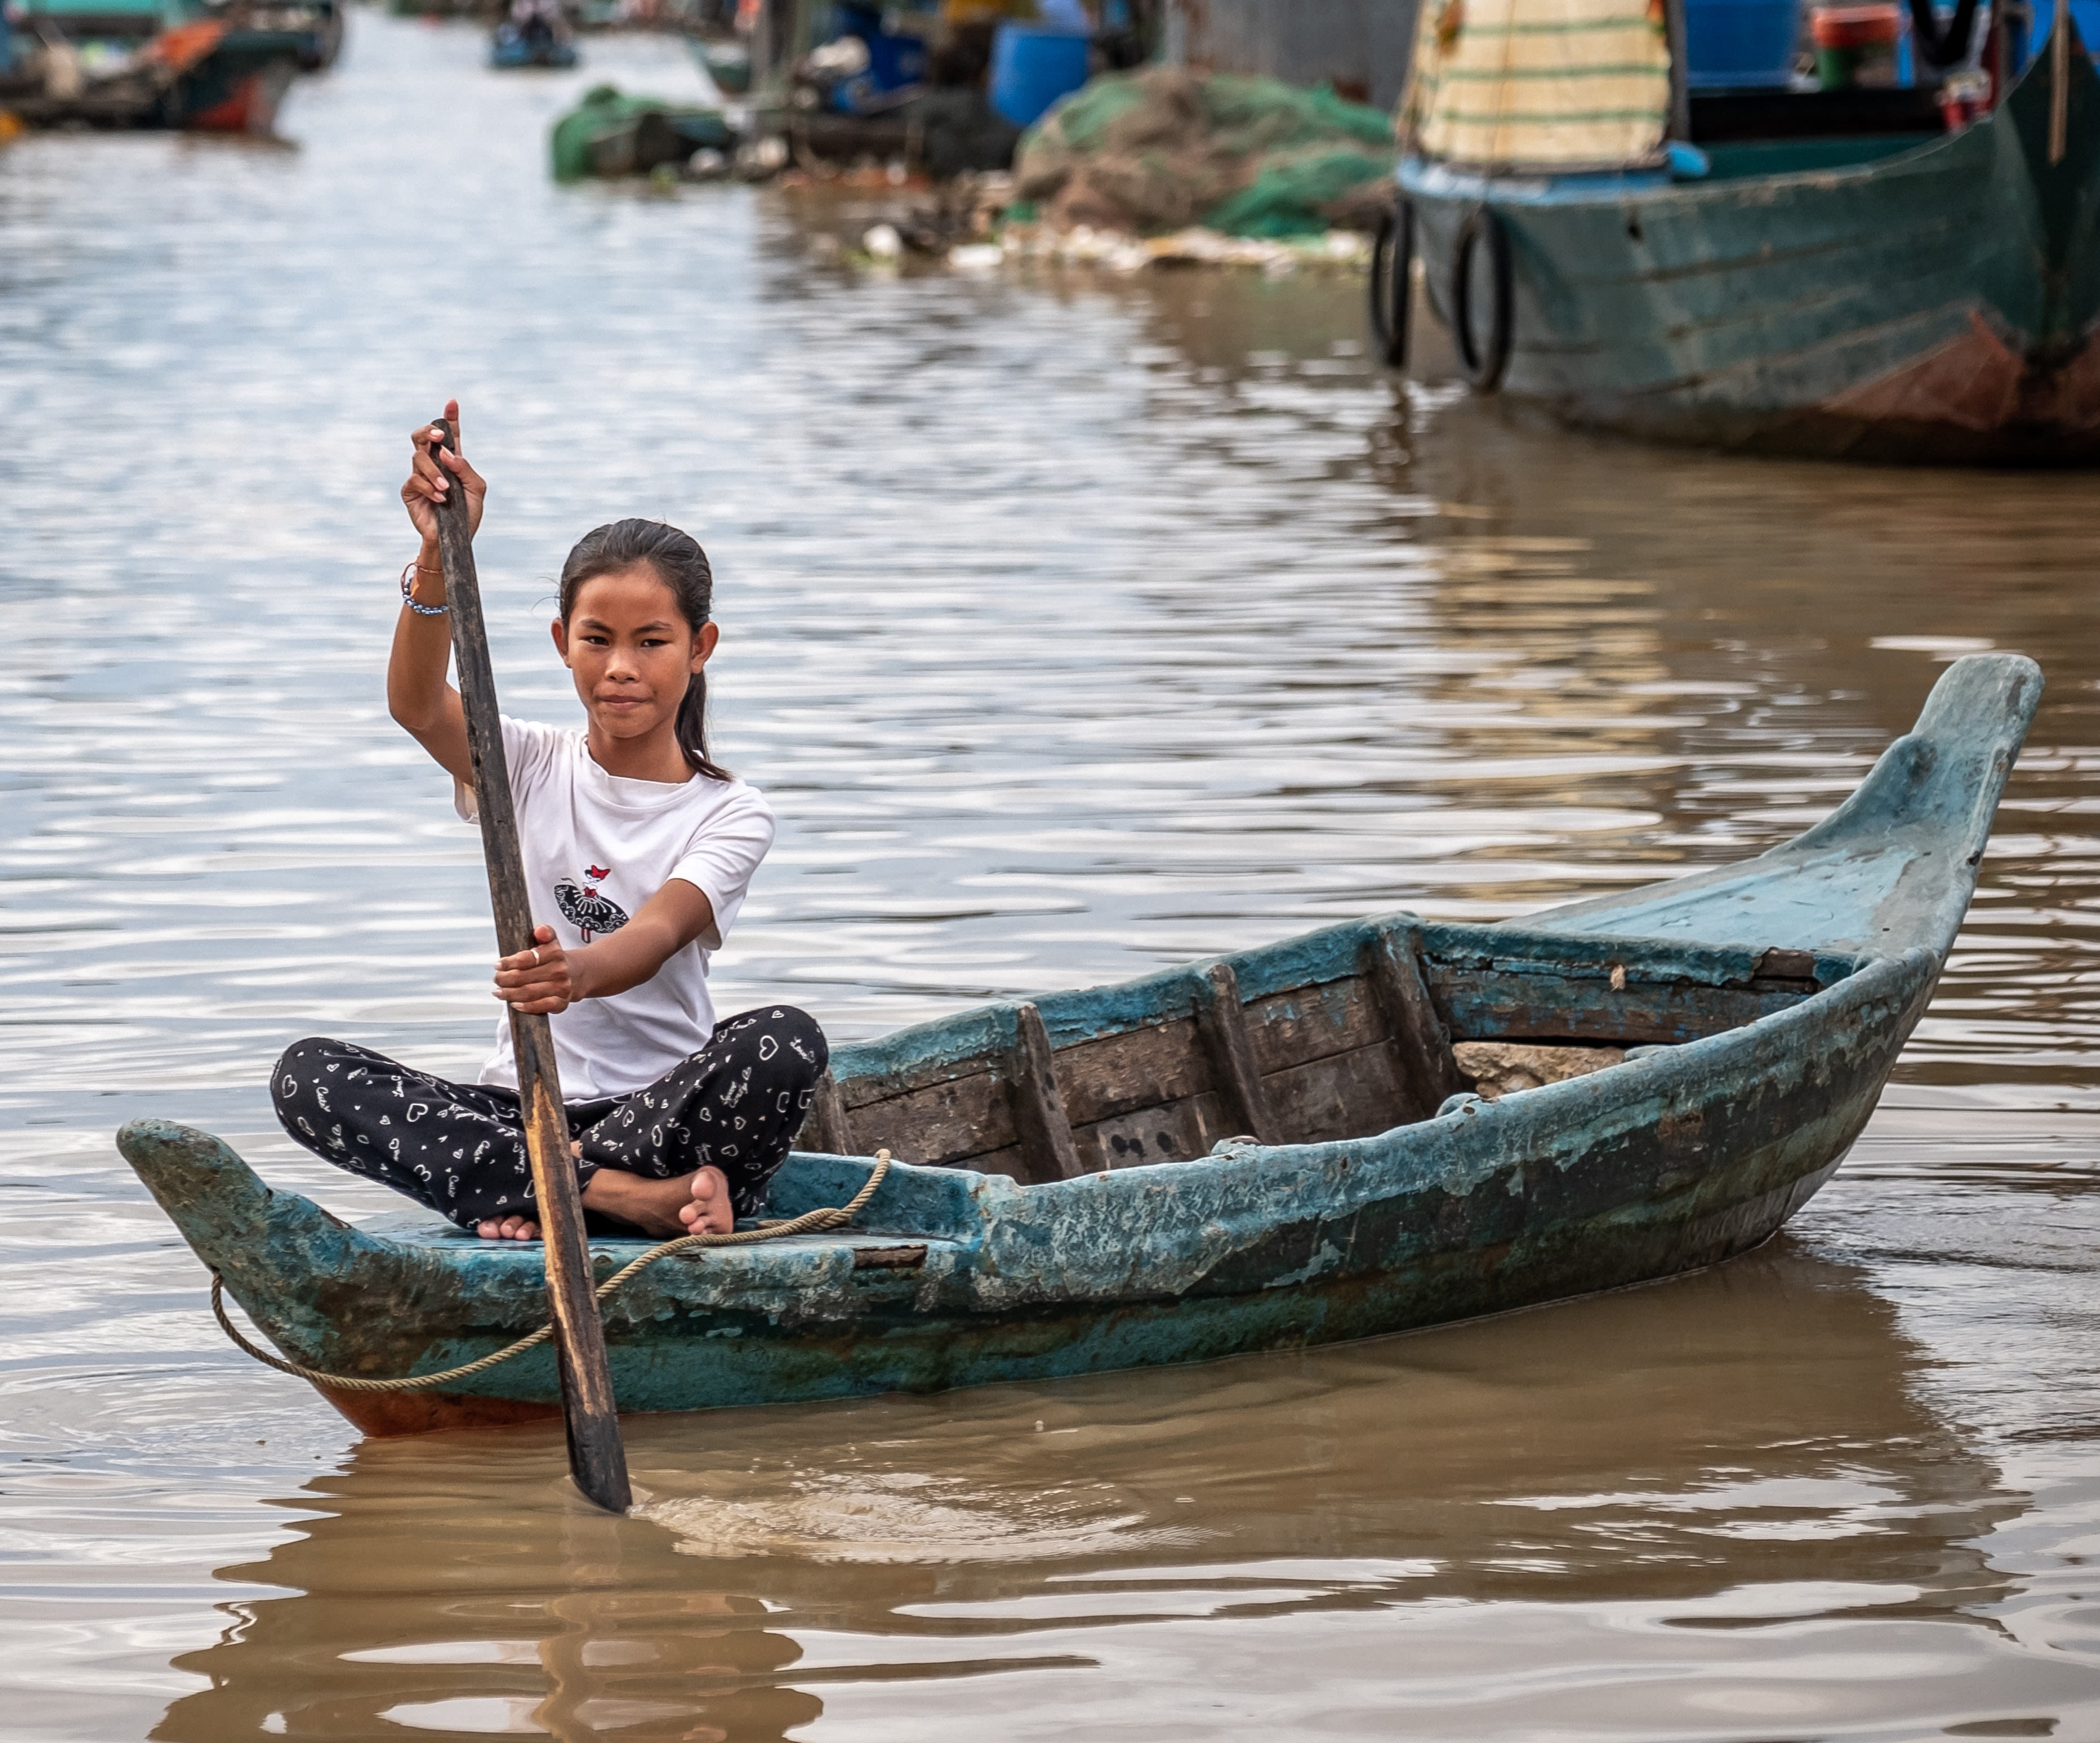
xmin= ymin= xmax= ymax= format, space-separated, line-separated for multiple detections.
xmin=271 ymin=403 xmax=825 ymax=1242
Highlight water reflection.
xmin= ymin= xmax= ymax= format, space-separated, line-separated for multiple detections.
xmin=158 ymin=1243 xmax=2037 ymax=1741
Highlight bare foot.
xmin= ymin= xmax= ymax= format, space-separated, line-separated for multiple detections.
xmin=581 ymin=1166 xmax=731 ymax=1238
xmin=679 ymin=1164 xmax=734 ymax=1236
xmin=473 ymin=1142 xmax=579 ymax=1240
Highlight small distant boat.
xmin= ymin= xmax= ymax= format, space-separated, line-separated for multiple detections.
xmin=122 ymin=655 xmax=2038 ymax=1437
xmin=1375 ymin=0 xmax=2100 ymax=462
xmin=490 ymin=18 xmax=577 ymax=70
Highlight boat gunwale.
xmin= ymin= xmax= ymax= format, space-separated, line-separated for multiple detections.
xmin=1394 ymin=116 xmax=1976 ymax=208
xmin=283 ymin=918 xmax=1873 ymax=1280
xmin=298 ymin=933 xmax=1924 ymax=1280
xmin=791 ymin=939 xmax=1930 ymax=1207
xmin=825 ymin=918 xmax=1856 ymax=1105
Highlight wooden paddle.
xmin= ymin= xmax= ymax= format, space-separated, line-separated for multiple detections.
xmin=426 ymin=414 xmax=632 ymax=1515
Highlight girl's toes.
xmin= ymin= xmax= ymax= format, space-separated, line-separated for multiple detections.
xmin=677 ymin=1169 xmax=731 ymax=1235
xmin=685 ymin=1168 xmax=733 ymax=1234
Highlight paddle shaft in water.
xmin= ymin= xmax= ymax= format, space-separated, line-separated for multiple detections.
xmin=427 ymin=415 xmax=632 ymax=1515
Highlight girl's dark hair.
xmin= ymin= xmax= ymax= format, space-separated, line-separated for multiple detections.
xmin=558 ymin=518 xmax=731 ymax=781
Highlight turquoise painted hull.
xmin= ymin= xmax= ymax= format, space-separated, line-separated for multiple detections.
xmin=119 ymin=656 xmax=2041 ymax=1436
xmin=1400 ymin=40 xmax=2100 ymax=461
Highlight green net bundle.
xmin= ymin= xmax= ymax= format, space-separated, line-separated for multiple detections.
xmin=551 ymin=84 xmax=735 ymax=182
xmin=1015 ymin=68 xmax=1396 ymax=238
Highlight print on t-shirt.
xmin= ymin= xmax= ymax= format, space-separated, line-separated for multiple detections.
xmin=555 ymin=866 xmax=630 ymax=943
xmin=460 ymin=716 xmax=776 ymax=1099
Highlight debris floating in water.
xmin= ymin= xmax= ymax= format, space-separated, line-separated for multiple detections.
xmin=1001 ymin=222 xmax=1372 ymax=275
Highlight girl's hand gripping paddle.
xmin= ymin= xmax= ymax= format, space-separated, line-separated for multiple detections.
xmin=426 ymin=414 xmax=632 ymax=1515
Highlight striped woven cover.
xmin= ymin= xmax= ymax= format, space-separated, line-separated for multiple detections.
xmin=1402 ymin=0 xmax=1672 ymax=170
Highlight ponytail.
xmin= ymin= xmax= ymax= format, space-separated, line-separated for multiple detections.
xmin=558 ymin=518 xmax=732 ymax=781
xmin=674 ymin=667 xmax=727 ymax=782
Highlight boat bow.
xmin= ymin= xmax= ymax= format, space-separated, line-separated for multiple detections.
xmin=1526 ymin=654 xmax=2040 ymax=958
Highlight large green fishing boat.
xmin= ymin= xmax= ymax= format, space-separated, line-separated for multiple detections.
xmin=1372 ymin=0 xmax=2100 ymax=461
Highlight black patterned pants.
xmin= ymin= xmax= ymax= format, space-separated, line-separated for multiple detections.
xmin=269 ymin=1007 xmax=828 ymax=1230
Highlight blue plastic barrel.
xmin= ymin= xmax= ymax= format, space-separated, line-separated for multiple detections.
xmin=1682 ymin=0 xmax=1802 ymax=88
xmin=991 ymin=25 xmax=1091 ymax=128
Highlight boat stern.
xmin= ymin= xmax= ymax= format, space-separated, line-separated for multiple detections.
xmin=118 ymin=1117 xmax=382 ymax=1296
xmin=116 ymin=1119 xmax=565 ymax=1432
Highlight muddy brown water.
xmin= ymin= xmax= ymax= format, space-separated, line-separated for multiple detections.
xmin=3 ymin=14 xmax=2098 ymax=1740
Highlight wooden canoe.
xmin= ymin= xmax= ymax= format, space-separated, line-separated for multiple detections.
xmin=1393 ymin=26 xmax=2100 ymax=462
xmin=119 ymin=654 xmax=2039 ymax=1438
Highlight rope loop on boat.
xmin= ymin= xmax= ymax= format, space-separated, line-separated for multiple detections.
xmin=208 ymin=1149 xmax=895 ymax=1394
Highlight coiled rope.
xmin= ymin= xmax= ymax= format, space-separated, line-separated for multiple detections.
xmin=209 ymin=1149 xmax=894 ymax=1394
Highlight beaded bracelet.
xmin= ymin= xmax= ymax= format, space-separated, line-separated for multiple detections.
xmin=399 ymin=560 xmax=449 ymax=616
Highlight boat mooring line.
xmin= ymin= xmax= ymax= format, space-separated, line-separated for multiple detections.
xmin=208 ymin=1150 xmax=896 ymax=1394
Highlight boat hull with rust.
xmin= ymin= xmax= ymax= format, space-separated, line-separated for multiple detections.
xmin=118 ymin=655 xmax=2040 ymax=1436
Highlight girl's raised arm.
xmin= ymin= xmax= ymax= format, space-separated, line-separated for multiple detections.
xmin=386 ymin=399 xmax=486 ymax=784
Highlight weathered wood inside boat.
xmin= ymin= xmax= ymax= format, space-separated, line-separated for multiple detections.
xmin=1453 ymin=1041 xmax=1627 ymax=1099
xmin=821 ymin=927 xmax=1840 ymax=1183
xmin=118 ymin=655 xmax=2041 ymax=1436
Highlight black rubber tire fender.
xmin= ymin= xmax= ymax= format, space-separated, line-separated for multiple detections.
xmin=1368 ymin=198 xmax=1414 ymax=370
xmin=1451 ymin=203 xmax=1515 ymax=394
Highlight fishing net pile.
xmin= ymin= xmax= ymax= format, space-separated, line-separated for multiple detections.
xmin=551 ymin=84 xmax=735 ymax=180
xmin=1011 ymin=67 xmax=1398 ymax=238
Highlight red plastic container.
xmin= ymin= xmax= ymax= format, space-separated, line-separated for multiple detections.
xmin=1813 ymin=2 xmax=1903 ymax=43
xmin=1813 ymin=3 xmax=1903 ymax=85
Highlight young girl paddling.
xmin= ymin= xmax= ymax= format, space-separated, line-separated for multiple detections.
xmin=271 ymin=403 xmax=825 ymax=1241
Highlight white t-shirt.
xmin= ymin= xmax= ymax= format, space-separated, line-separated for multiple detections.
xmin=455 ymin=717 xmax=775 ymax=1101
